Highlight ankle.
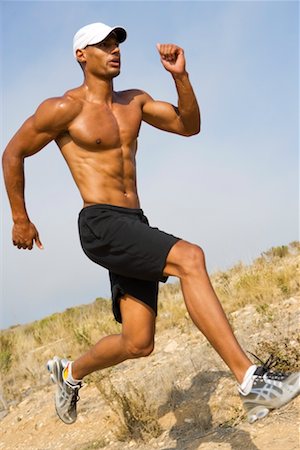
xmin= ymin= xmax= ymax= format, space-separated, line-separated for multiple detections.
xmin=232 ymin=358 xmax=254 ymax=384
xmin=63 ymin=361 xmax=83 ymax=385
xmin=238 ymin=364 xmax=257 ymax=394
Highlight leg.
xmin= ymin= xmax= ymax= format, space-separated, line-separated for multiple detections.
xmin=163 ymin=240 xmax=252 ymax=383
xmin=72 ymin=294 xmax=156 ymax=380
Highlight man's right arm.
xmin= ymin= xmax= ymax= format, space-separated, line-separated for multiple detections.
xmin=2 ymin=96 xmax=78 ymax=250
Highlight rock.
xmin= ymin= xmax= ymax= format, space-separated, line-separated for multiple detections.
xmin=35 ymin=422 xmax=44 ymax=430
xmin=158 ymin=411 xmax=177 ymax=429
xmin=184 ymin=418 xmax=194 ymax=424
xmin=283 ymin=297 xmax=297 ymax=305
xmin=164 ymin=341 xmax=178 ymax=353
xmin=0 ymin=410 xmax=9 ymax=420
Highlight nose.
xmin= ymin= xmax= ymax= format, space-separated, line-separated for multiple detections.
xmin=111 ymin=44 xmax=120 ymax=54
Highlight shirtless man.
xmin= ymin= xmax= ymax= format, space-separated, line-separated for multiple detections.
xmin=3 ymin=22 xmax=299 ymax=425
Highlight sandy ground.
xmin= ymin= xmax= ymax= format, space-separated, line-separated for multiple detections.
xmin=1 ymin=297 xmax=299 ymax=450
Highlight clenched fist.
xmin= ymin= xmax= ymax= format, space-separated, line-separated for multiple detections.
xmin=156 ymin=43 xmax=186 ymax=75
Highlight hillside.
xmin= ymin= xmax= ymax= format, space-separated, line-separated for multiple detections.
xmin=0 ymin=242 xmax=299 ymax=449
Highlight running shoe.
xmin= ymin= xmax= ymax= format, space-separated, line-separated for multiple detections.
xmin=47 ymin=356 xmax=82 ymax=424
xmin=239 ymin=354 xmax=300 ymax=423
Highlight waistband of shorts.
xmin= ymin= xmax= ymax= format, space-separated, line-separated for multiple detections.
xmin=79 ymin=203 xmax=144 ymax=217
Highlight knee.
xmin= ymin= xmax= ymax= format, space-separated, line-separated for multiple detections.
xmin=124 ymin=337 xmax=155 ymax=359
xmin=178 ymin=243 xmax=206 ymax=277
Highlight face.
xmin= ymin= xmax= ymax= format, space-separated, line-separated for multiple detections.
xmin=77 ymin=33 xmax=121 ymax=79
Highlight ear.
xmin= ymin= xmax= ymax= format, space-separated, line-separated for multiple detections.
xmin=76 ymin=48 xmax=87 ymax=64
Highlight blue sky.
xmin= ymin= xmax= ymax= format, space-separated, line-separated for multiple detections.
xmin=1 ymin=0 xmax=299 ymax=329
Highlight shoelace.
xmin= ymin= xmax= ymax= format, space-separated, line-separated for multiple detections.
xmin=69 ymin=385 xmax=81 ymax=409
xmin=248 ymin=352 xmax=287 ymax=381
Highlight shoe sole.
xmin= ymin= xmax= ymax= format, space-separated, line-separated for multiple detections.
xmin=247 ymin=405 xmax=270 ymax=423
xmin=243 ymin=372 xmax=300 ymax=423
xmin=47 ymin=360 xmax=56 ymax=383
xmin=47 ymin=358 xmax=59 ymax=384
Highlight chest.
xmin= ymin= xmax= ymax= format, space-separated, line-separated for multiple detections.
xmin=68 ymin=102 xmax=142 ymax=150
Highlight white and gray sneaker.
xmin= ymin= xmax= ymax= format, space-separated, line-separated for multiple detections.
xmin=239 ymin=355 xmax=300 ymax=423
xmin=47 ymin=356 xmax=82 ymax=424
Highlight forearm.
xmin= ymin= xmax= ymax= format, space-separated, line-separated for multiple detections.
xmin=2 ymin=150 xmax=30 ymax=223
xmin=173 ymin=72 xmax=201 ymax=135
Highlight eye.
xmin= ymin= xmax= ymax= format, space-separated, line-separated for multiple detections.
xmin=92 ymin=39 xmax=119 ymax=51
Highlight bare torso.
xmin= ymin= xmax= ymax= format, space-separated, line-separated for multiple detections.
xmin=3 ymin=40 xmax=200 ymax=250
xmin=56 ymin=87 xmax=144 ymax=209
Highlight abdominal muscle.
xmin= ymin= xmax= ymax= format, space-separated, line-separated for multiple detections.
xmin=58 ymin=140 xmax=141 ymax=209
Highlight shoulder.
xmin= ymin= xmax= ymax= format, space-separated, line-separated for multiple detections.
xmin=116 ymin=89 xmax=154 ymax=106
xmin=34 ymin=89 xmax=83 ymax=132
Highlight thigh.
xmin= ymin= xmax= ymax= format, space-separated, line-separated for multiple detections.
xmin=162 ymin=240 xmax=189 ymax=276
xmin=120 ymin=294 xmax=156 ymax=347
xmin=110 ymin=272 xmax=159 ymax=323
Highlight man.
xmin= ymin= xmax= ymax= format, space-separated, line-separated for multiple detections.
xmin=3 ymin=22 xmax=299 ymax=426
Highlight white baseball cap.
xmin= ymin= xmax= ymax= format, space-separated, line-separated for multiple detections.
xmin=73 ymin=22 xmax=127 ymax=58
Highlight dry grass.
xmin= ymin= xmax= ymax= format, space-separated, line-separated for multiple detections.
xmin=211 ymin=242 xmax=300 ymax=313
xmin=254 ymin=336 xmax=300 ymax=371
xmin=0 ymin=298 xmax=121 ymax=404
xmin=89 ymin=371 xmax=162 ymax=442
xmin=0 ymin=241 xmax=299 ymax=412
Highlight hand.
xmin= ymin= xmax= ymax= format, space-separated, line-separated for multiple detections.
xmin=12 ymin=220 xmax=43 ymax=250
xmin=156 ymin=43 xmax=186 ymax=75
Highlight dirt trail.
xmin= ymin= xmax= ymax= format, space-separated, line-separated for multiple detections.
xmin=1 ymin=296 xmax=299 ymax=450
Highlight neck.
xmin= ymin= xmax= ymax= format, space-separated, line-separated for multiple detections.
xmin=82 ymin=73 xmax=114 ymax=104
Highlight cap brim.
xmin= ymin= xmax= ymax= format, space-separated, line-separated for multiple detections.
xmin=110 ymin=26 xmax=127 ymax=43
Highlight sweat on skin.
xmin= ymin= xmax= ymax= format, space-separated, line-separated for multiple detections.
xmin=5 ymin=23 xmax=282 ymax=426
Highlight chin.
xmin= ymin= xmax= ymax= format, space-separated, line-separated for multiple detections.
xmin=104 ymin=72 xmax=120 ymax=81
xmin=111 ymin=69 xmax=121 ymax=78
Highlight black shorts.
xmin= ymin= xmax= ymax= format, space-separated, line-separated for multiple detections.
xmin=78 ymin=204 xmax=180 ymax=323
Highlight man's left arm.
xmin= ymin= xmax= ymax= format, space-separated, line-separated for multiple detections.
xmin=141 ymin=44 xmax=201 ymax=137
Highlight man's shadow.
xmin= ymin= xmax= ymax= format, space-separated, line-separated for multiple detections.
xmin=158 ymin=371 xmax=259 ymax=450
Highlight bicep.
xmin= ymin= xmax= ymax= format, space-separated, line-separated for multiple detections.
xmin=6 ymin=116 xmax=56 ymax=158
xmin=142 ymin=96 xmax=185 ymax=134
